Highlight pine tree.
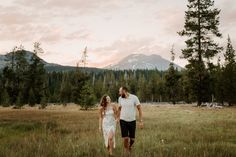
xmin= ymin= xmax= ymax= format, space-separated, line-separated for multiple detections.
xmin=157 ymin=78 xmax=165 ymax=102
xmin=164 ymin=45 xmax=181 ymax=104
xmin=224 ymin=35 xmax=235 ymax=64
xmin=214 ymin=57 xmax=224 ymax=104
xmin=79 ymin=83 xmax=96 ymax=110
xmin=137 ymin=74 xmax=146 ymax=102
xmin=179 ymin=0 xmax=222 ymax=106
xmin=14 ymin=50 xmax=29 ymax=105
xmin=72 ymin=68 xmax=89 ymax=104
xmin=0 ymin=73 xmax=3 ymax=105
xmin=28 ymin=88 xmax=36 ymax=106
xmin=60 ymin=73 xmax=72 ymax=104
xmin=3 ymin=47 xmax=19 ymax=105
xmin=40 ymin=94 xmax=48 ymax=109
xmin=28 ymin=42 xmax=46 ymax=104
xmin=16 ymin=91 xmax=24 ymax=108
xmin=223 ymin=35 xmax=236 ymax=106
xmin=1 ymin=89 xmax=11 ymax=107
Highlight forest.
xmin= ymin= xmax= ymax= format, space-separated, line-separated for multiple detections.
xmin=0 ymin=0 xmax=236 ymax=109
xmin=0 ymin=35 xmax=235 ymax=109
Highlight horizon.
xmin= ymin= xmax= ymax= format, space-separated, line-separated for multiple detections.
xmin=0 ymin=0 xmax=236 ymax=68
xmin=1 ymin=50 xmax=183 ymax=69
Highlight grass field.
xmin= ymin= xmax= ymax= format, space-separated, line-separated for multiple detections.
xmin=0 ymin=104 xmax=236 ymax=157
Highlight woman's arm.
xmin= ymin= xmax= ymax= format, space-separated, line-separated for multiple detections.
xmin=112 ymin=104 xmax=118 ymax=120
xmin=99 ymin=108 xmax=103 ymax=132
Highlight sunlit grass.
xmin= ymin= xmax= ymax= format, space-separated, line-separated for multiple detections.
xmin=0 ymin=104 xmax=236 ymax=157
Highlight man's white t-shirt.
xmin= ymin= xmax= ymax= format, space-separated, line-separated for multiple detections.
xmin=118 ymin=94 xmax=141 ymax=122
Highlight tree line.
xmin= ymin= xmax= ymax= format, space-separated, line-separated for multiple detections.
xmin=0 ymin=0 xmax=236 ymax=109
xmin=0 ymin=36 xmax=235 ymax=108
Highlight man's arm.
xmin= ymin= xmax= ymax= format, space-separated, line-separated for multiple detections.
xmin=135 ymin=96 xmax=143 ymax=124
xmin=137 ymin=105 xmax=143 ymax=123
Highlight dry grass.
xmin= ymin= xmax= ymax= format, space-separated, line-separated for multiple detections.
xmin=0 ymin=104 xmax=236 ymax=157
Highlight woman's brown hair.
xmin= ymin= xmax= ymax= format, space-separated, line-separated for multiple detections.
xmin=100 ymin=95 xmax=108 ymax=111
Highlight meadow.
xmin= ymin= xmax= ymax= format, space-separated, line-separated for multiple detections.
xmin=0 ymin=104 xmax=236 ymax=157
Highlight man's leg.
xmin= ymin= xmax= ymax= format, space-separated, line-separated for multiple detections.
xmin=129 ymin=138 xmax=135 ymax=148
xmin=123 ymin=137 xmax=130 ymax=153
xmin=128 ymin=121 xmax=136 ymax=151
xmin=120 ymin=120 xmax=130 ymax=153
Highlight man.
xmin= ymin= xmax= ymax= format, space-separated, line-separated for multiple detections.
xmin=117 ymin=86 xmax=144 ymax=154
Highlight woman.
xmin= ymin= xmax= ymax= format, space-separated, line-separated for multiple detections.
xmin=99 ymin=95 xmax=117 ymax=156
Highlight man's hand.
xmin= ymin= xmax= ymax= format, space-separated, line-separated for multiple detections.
xmin=138 ymin=120 xmax=144 ymax=129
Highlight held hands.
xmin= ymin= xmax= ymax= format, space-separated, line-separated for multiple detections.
xmin=116 ymin=118 xmax=120 ymax=124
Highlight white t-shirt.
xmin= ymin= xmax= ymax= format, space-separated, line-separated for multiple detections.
xmin=118 ymin=94 xmax=141 ymax=122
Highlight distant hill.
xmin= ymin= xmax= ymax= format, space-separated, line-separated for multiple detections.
xmin=105 ymin=54 xmax=183 ymax=71
xmin=0 ymin=51 xmax=102 ymax=73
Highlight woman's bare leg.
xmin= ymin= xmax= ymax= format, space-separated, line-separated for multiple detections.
xmin=108 ymin=131 xmax=114 ymax=155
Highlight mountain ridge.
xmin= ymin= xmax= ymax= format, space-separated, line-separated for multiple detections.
xmin=0 ymin=51 xmax=183 ymax=72
xmin=0 ymin=51 xmax=100 ymax=73
xmin=105 ymin=54 xmax=183 ymax=71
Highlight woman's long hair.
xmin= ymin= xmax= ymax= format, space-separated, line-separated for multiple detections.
xmin=100 ymin=95 xmax=108 ymax=113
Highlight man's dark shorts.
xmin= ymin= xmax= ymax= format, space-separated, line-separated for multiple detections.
xmin=120 ymin=120 xmax=136 ymax=139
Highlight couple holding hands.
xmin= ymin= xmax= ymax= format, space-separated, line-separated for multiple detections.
xmin=99 ymin=86 xmax=144 ymax=156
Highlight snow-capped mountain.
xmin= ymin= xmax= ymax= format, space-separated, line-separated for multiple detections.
xmin=105 ymin=54 xmax=183 ymax=71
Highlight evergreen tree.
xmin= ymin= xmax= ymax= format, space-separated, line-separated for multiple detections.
xmin=179 ymin=0 xmax=222 ymax=106
xmin=28 ymin=88 xmax=36 ymax=106
xmin=1 ymin=89 xmax=11 ymax=107
xmin=223 ymin=36 xmax=236 ymax=106
xmin=157 ymin=78 xmax=165 ymax=102
xmin=14 ymin=50 xmax=29 ymax=105
xmin=16 ymin=91 xmax=24 ymax=108
xmin=165 ymin=46 xmax=181 ymax=104
xmin=60 ymin=73 xmax=72 ymax=104
xmin=3 ymin=47 xmax=19 ymax=105
xmin=0 ymin=73 xmax=3 ymax=105
xmin=40 ymin=94 xmax=48 ymax=109
xmin=137 ymin=74 xmax=147 ymax=102
xmin=79 ymin=82 xmax=96 ymax=110
xmin=28 ymin=42 xmax=46 ymax=104
xmin=214 ymin=57 xmax=224 ymax=104
xmin=72 ymin=68 xmax=89 ymax=104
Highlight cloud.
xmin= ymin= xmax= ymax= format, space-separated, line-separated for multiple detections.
xmin=0 ymin=23 xmax=64 ymax=43
xmin=65 ymin=29 xmax=93 ymax=41
xmin=14 ymin=0 xmax=122 ymax=15
xmin=87 ymin=37 xmax=171 ymax=67
xmin=0 ymin=0 xmax=235 ymax=68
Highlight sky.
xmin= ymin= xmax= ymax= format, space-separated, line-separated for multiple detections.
xmin=0 ymin=0 xmax=235 ymax=68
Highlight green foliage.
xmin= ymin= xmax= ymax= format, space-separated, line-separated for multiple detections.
xmin=71 ymin=69 xmax=89 ymax=104
xmin=165 ymin=47 xmax=182 ymax=104
xmin=28 ymin=88 xmax=36 ymax=106
xmin=179 ymin=0 xmax=222 ymax=106
xmin=1 ymin=89 xmax=11 ymax=107
xmin=0 ymin=38 xmax=236 ymax=106
xmin=78 ymin=83 xmax=96 ymax=110
xmin=60 ymin=73 xmax=72 ymax=103
xmin=40 ymin=95 xmax=48 ymax=109
xmin=221 ymin=36 xmax=236 ymax=106
xmin=16 ymin=91 xmax=24 ymax=108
